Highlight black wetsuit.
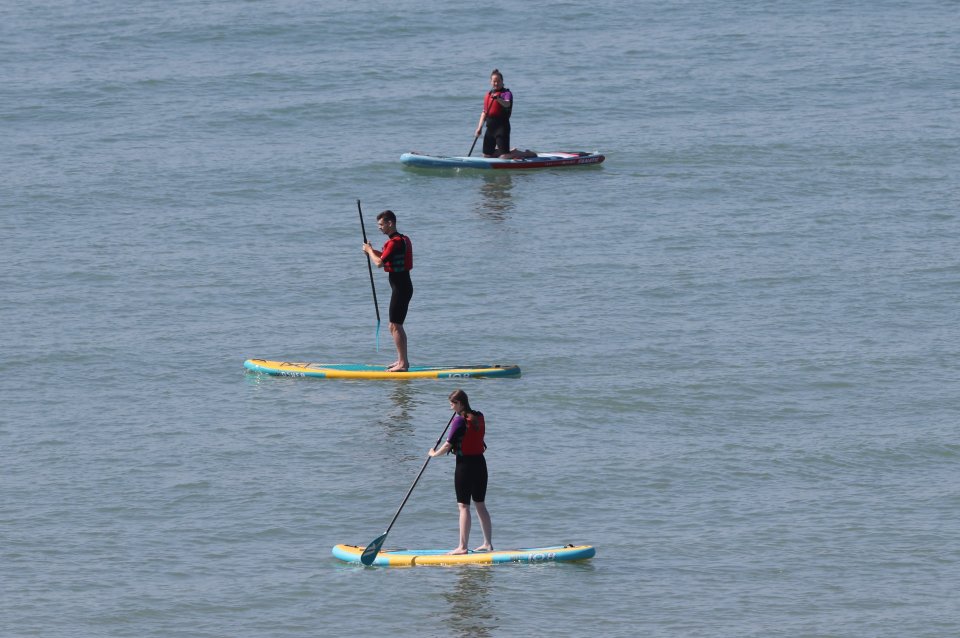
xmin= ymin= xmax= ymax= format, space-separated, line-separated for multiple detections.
xmin=482 ymin=88 xmax=513 ymax=156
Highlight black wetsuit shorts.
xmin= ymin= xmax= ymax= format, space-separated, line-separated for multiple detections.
xmin=483 ymin=117 xmax=511 ymax=157
xmin=388 ymin=271 xmax=413 ymax=324
xmin=454 ymin=454 xmax=488 ymax=504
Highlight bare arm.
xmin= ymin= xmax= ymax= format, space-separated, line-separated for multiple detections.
xmin=362 ymin=242 xmax=384 ymax=268
xmin=429 ymin=441 xmax=452 ymax=457
xmin=474 ymin=111 xmax=487 ymax=138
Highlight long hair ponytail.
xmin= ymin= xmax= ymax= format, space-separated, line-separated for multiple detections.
xmin=448 ymin=388 xmax=473 ymax=415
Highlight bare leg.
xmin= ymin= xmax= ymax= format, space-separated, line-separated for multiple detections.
xmin=447 ymin=503 xmax=470 ymax=554
xmin=473 ymin=501 xmax=493 ymax=551
xmin=387 ymin=322 xmax=409 ymax=372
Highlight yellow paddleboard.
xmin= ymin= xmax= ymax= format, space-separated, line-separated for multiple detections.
xmin=243 ymin=359 xmax=520 ymax=380
xmin=332 ymin=543 xmax=595 ymax=566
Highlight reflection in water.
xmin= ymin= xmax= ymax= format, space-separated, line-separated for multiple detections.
xmin=377 ymin=382 xmax=420 ymax=437
xmin=475 ymin=172 xmax=514 ymax=221
xmin=443 ymin=566 xmax=498 ymax=637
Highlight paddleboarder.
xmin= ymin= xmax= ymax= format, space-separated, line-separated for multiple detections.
xmin=362 ymin=210 xmax=413 ymax=372
xmin=428 ymin=389 xmax=493 ymax=554
xmin=474 ymin=69 xmax=513 ymax=158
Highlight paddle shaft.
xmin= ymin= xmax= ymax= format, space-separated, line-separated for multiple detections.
xmin=361 ymin=414 xmax=456 ymax=564
xmin=357 ymin=200 xmax=381 ymax=324
xmin=382 ymin=414 xmax=455 ymax=536
xmin=468 ymin=106 xmax=489 ymax=157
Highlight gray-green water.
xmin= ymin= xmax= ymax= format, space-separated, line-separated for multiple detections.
xmin=3 ymin=1 xmax=959 ymax=636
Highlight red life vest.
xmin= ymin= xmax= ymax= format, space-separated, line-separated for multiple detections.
xmin=453 ymin=411 xmax=486 ymax=456
xmin=484 ymin=88 xmax=512 ymax=119
xmin=381 ymin=233 xmax=412 ymax=273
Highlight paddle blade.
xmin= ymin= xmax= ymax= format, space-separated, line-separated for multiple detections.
xmin=360 ymin=533 xmax=387 ymax=566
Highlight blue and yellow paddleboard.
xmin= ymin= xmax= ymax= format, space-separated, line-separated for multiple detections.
xmin=243 ymin=359 xmax=520 ymax=380
xmin=331 ymin=544 xmax=595 ymax=566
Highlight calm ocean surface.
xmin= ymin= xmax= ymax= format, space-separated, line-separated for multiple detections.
xmin=3 ymin=1 xmax=959 ymax=636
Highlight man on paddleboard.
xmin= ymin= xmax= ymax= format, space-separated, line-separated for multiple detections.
xmin=475 ymin=68 xmax=513 ymax=158
xmin=362 ymin=210 xmax=413 ymax=372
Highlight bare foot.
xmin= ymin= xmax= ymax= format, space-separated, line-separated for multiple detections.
xmin=473 ymin=545 xmax=493 ymax=552
xmin=447 ymin=548 xmax=468 ymax=555
xmin=386 ymin=362 xmax=409 ymax=372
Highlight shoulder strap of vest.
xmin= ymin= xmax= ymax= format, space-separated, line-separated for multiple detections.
xmin=469 ymin=411 xmax=487 ymax=451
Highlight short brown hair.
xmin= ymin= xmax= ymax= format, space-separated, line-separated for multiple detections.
xmin=377 ymin=210 xmax=396 ymax=223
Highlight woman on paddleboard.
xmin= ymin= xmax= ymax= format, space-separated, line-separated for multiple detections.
xmin=428 ymin=389 xmax=493 ymax=554
xmin=474 ymin=69 xmax=513 ymax=158
xmin=362 ymin=210 xmax=413 ymax=372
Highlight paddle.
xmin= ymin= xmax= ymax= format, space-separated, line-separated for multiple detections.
xmin=360 ymin=414 xmax=456 ymax=566
xmin=468 ymin=124 xmax=482 ymax=157
xmin=357 ymin=199 xmax=381 ymax=352
xmin=468 ymin=104 xmax=489 ymax=157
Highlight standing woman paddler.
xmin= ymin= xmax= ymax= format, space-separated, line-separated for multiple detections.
xmin=428 ymin=389 xmax=493 ymax=554
xmin=474 ymin=69 xmax=513 ymax=158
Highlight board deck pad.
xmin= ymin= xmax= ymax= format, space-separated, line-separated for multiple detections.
xmin=244 ymin=359 xmax=520 ymax=380
xmin=332 ymin=543 xmax=595 ymax=566
xmin=400 ymin=151 xmax=605 ymax=170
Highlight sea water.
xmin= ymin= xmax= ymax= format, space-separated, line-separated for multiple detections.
xmin=2 ymin=1 xmax=959 ymax=636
